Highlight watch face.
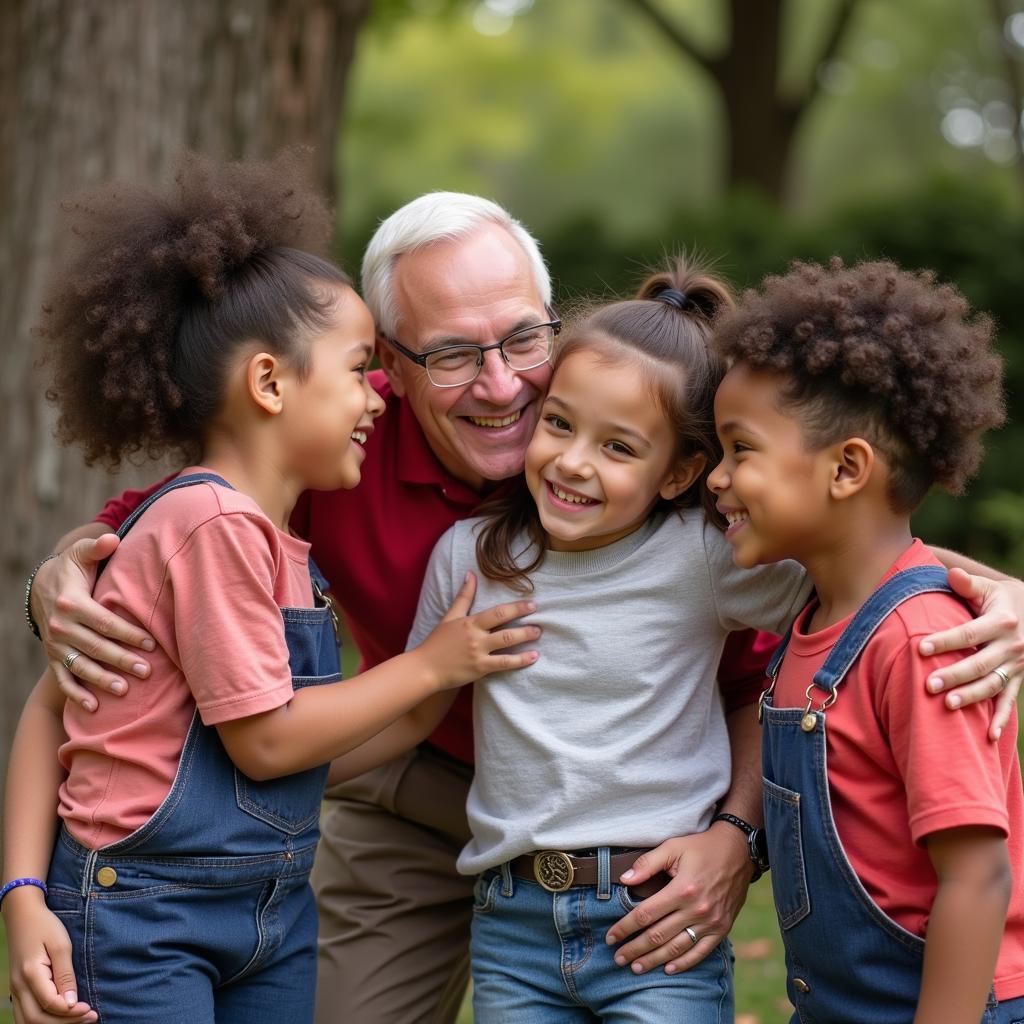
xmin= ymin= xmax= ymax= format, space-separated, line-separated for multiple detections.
xmin=749 ymin=828 xmax=770 ymax=872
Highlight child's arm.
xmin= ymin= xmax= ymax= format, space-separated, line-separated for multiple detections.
xmin=325 ymin=564 xmax=479 ymax=784
xmin=915 ymin=826 xmax=1011 ymax=1024
xmin=217 ymin=572 xmax=539 ymax=781
xmin=2 ymin=671 xmax=97 ymax=1022
xmin=326 ymin=690 xmax=458 ymax=786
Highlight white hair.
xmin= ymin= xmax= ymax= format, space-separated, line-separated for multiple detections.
xmin=360 ymin=191 xmax=552 ymax=338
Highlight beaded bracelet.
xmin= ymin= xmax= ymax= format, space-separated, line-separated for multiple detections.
xmin=0 ymin=877 xmax=48 ymax=908
xmin=24 ymin=553 xmax=57 ymax=641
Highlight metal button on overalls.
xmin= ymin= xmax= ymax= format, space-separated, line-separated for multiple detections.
xmin=96 ymin=866 xmax=117 ymax=887
xmin=792 ymin=977 xmax=811 ymax=994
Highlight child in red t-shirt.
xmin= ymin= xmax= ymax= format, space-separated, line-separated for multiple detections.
xmin=708 ymin=257 xmax=1024 ymax=1023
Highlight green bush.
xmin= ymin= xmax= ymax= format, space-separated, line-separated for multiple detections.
xmin=538 ymin=178 xmax=1024 ymax=574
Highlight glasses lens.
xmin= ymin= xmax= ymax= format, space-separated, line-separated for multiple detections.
xmin=502 ymin=324 xmax=555 ymax=370
xmin=424 ymin=347 xmax=481 ymax=387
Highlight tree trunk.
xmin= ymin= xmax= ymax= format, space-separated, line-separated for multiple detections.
xmin=0 ymin=0 xmax=371 ymax=783
xmin=624 ymin=0 xmax=859 ymax=201
xmin=711 ymin=0 xmax=799 ymax=198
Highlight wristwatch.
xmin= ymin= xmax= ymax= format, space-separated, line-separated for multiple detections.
xmin=711 ymin=812 xmax=770 ymax=882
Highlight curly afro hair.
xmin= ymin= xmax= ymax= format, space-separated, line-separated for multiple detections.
xmin=714 ymin=257 xmax=1005 ymax=511
xmin=39 ymin=150 xmax=350 ymax=468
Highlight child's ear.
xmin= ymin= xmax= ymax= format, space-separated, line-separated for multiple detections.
xmin=247 ymin=352 xmax=286 ymax=415
xmin=376 ymin=332 xmax=407 ymax=397
xmin=829 ymin=438 xmax=874 ymax=500
xmin=661 ymin=453 xmax=707 ymax=502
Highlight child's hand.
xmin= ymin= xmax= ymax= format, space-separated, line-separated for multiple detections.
xmin=3 ymin=889 xmax=97 ymax=1023
xmin=416 ymin=572 xmax=540 ymax=689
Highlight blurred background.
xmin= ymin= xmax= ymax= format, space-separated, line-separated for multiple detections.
xmin=3 ymin=1 xmax=1024 ymax=1020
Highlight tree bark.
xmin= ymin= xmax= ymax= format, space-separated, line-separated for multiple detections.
xmin=0 ymin=0 xmax=371 ymax=782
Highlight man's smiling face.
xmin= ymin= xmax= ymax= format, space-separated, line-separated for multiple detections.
xmin=378 ymin=223 xmax=553 ymax=491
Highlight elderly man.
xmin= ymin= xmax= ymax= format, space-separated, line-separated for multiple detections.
xmin=30 ymin=192 xmax=1024 ymax=1024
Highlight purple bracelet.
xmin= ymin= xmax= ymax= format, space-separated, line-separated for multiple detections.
xmin=0 ymin=877 xmax=48 ymax=908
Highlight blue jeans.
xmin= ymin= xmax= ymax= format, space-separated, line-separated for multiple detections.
xmin=48 ymin=831 xmax=319 ymax=1024
xmin=984 ymin=996 xmax=1024 ymax=1024
xmin=470 ymin=870 xmax=734 ymax=1023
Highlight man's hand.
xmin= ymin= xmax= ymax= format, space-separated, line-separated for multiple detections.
xmin=32 ymin=534 xmax=154 ymax=710
xmin=922 ymin=569 xmax=1024 ymax=740
xmin=604 ymin=821 xmax=752 ymax=974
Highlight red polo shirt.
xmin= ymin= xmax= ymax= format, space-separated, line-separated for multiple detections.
xmin=96 ymin=371 xmax=774 ymax=764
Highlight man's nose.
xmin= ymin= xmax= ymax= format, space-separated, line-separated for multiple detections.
xmin=470 ymin=348 xmax=522 ymax=406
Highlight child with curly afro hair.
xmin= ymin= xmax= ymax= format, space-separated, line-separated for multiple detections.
xmin=2 ymin=153 xmax=539 ymax=1024
xmin=709 ymin=257 xmax=1024 ymax=1024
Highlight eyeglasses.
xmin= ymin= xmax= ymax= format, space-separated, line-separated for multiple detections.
xmin=385 ymin=308 xmax=561 ymax=388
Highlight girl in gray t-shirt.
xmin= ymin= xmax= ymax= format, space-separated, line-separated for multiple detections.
xmin=408 ymin=261 xmax=810 ymax=1023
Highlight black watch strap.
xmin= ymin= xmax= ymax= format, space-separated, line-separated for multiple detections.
xmin=711 ymin=812 xmax=754 ymax=837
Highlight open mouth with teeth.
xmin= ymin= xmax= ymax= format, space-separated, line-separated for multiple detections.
xmin=464 ymin=409 xmax=523 ymax=429
xmin=722 ymin=509 xmax=749 ymax=536
xmin=546 ymin=480 xmax=598 ymax=507
xmin=351 ymin=430 xmax=368 ymax=445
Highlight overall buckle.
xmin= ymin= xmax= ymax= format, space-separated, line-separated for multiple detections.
xmin=533 ymin=851 xmax=575 ymax=892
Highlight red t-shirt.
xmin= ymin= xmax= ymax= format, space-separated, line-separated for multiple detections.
xmin=774 ymin=541 xmax=1024 ymax=1000
xmin=97 ymin=372 xmax=774 ymax=763
xmin=64 ymin=475 xmax=313 ymax=848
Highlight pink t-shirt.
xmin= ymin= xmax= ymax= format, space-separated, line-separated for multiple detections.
xmin=58 ymin=472 xmax=315 ymax=849
xmin=775 ymin=540 xmax=1024 ymax=1000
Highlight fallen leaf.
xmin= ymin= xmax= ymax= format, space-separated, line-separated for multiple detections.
xmin=734 ymin=938 xmax=776 ymax=959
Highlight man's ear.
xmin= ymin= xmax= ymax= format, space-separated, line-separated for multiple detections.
xmin=660 ymin=452 xmax=707 ymax=501
xmin=246 ymin=352 xmax=286 ymax=415
xmin=829 ymin=438 xmax=874 ymax=500
xmin=376 ymin=332 xmax=406 ymax=397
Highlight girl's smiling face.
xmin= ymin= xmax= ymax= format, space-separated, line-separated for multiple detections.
xmin=284 ymin=285 xmax=385 ymax=492
xmin=525 ymin=348 xmax=703 ymax=552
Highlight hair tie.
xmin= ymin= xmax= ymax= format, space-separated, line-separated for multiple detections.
xmin=656 ymin=288 xmax=691 ymax=311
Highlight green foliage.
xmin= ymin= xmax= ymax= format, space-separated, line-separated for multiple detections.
xmin=533 ymin=175 xmax=1024 ymax=573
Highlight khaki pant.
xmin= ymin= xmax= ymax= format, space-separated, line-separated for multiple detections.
xmin=311 ymin=745 xmax=474 ymax=1024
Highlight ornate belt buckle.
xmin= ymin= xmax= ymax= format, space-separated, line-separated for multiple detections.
xmin=533 ymin=850 xmax=575 ymax=892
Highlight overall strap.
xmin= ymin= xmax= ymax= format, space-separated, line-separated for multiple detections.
xmin=809 ymin=565 xmax=952 ymax=696
xmin=767 ymin=619 xmax=797 ymax=681
xmin=98 ymin=473 xmax=235 ymax=579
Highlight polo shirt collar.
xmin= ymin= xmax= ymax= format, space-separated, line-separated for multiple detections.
xmin=395 ymin=392 xmax=481 ymax=506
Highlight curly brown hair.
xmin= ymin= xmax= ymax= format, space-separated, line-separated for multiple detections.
xmin=713 ymin=257 xmax=1005 ymax=511
xmin=39 ymin=150 xmax=350 ymax=468
xmin=476 ymin=257 xmax=734 ymax=593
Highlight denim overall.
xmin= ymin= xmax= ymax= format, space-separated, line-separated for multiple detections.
xmin=762 ymin=565 xmax=1024 ymax=1024
xmin=46 ymin=473 xmax=340 ymax=1024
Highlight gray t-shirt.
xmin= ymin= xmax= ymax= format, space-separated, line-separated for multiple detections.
xmin=407 ymin=508 xmax=811 ymax=875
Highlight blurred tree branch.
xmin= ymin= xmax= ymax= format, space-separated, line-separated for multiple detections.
xmin=622 ymin=0 xmax=862 ymax=200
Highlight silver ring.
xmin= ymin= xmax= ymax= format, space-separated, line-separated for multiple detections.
xmin=993 ymin=666 xmax=1012 ymax=690
xmin=62 ymin=649 xmax=81 ymax=672
xmin=684 ymin=925 xmax=698 ymax=946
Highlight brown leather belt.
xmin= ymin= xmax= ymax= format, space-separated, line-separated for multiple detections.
xmin=506 ymin=848 xmax=670 ymax=901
